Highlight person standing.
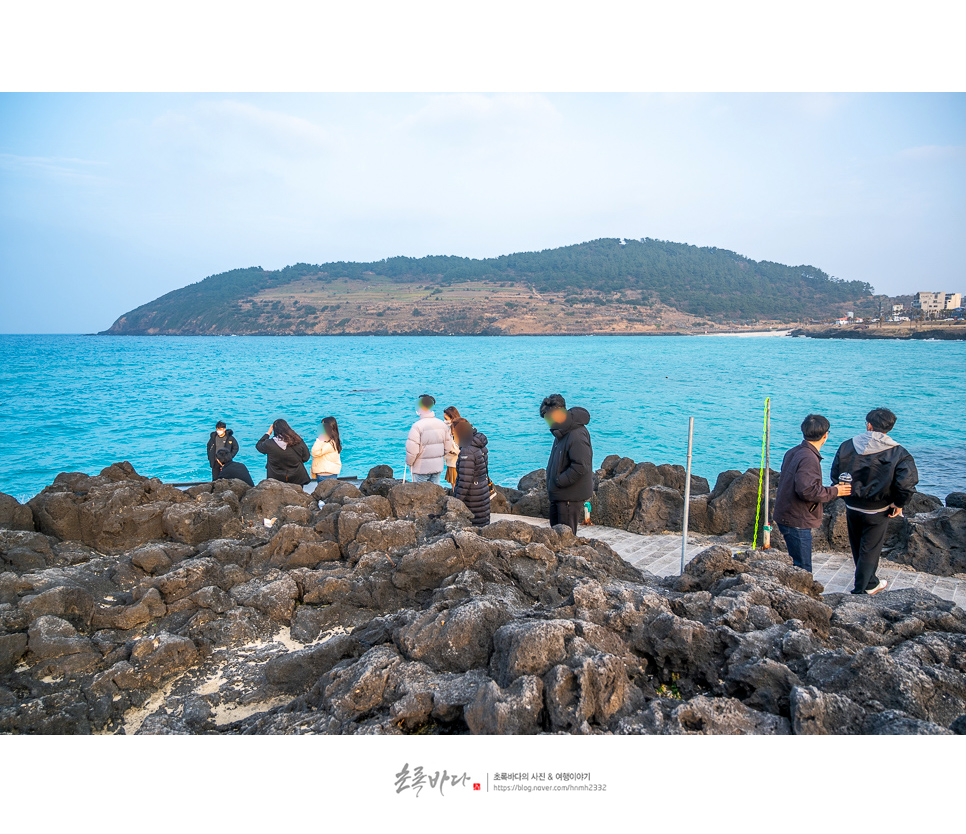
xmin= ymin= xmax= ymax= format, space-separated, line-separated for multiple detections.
xmin=405 ymin=395 xmax=454 ymax=485
xmin=831 ymin=408 xmax=919 ymax=595
xmin=207 ymin=420 xmax=239 ymax=481
xmin=773 ymin=414 xmax=851 ymax=572
xmin=540 ymin=393 xmax=593 ymax=535
xmin=311 ymin=416 xmax=343 ymax=483
xmin=256 ymin=419 xmax=311 ymax=485
xmin=443 ymin=406 xmax=462 ymax=488
xmin=452 ymin=418 xmax=490 ymax=527
xmin=214 ymin=448 xmax=255 ymax=487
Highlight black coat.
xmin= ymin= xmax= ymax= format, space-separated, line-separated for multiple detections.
xmin=207 ymin=429 xmax=239 ymax=469
xmin=545 ymin=407 xmax=593 ymax=502
xmin=255 ymin=434 xmax=311 ymax=486
xmin=453 ymin=432 xmax=490 ymax=526
xmin=830 ymin=436 xmax=918 ymax=512
xmin=215 ymin=460 xmax=255 ymax=488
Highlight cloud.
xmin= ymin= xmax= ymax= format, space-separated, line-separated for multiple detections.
xmin=0 ymin=152 xmax=105 ymax=183
xmin=150 ymin=99 xmax=333 ymax=158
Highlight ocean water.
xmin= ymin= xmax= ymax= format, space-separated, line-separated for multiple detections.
xmin=0 ymin=334 xmax=963 ymax=502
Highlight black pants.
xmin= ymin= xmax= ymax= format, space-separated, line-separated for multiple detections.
xmin=549 ymin=500 xmax=582 ymax=535
xmin=846 ymin=509 xmax=890 ymax=593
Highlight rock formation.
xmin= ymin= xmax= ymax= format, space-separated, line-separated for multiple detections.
xmin=1 ymin=462 xmax=965 ymax=735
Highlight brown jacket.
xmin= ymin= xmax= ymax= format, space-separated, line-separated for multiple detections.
xmin=773 ymin=441 xmax=838 ymax=529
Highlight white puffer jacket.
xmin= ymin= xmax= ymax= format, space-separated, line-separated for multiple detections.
xmin=406 ymin=412 xmax=455 ymax=474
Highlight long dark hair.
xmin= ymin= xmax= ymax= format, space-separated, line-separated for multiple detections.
xmin=321 ymin=416 xmax=342 ymax=453
xmin=272 ymin=418 xmax=302 ymax=447
xmin=444 ymin=406 xmax=461 ymax=422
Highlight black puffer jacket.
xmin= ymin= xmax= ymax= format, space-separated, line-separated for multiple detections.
xmin=255 ymin=434 xmax=311 ymax=486
xmin=830 ymin=431 xmax=918 ymax=512
xmin=545 ymin=407 xmax=593 ymax=502
xmin=453 ymin=431 xmax=490 ymax=526
xmin=207 ymin=429 xmax=239 ymax=469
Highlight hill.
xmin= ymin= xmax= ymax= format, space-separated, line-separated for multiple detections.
xmin=101 ymin=237 xmax=873 ymax=335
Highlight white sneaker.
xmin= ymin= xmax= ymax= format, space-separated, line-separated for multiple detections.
xmin=867 ymin=579 xmax=888 ymax=596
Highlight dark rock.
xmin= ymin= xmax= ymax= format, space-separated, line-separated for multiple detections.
xmin=231 ymin=576 xmax=299 ymax=624
xmin=321 ymin=644 xmax=401 ymax=721
xmin=817 ymin=498 xmax=850 ymax=551
xmin=464 ymin=674 xmax=544 ymax=734
xmin=162 ymin=494 xmax=242 ymax=545
xmin=543 ymin=652 xmax=629 ymax=731
xmin=0 ymin=492 xmax=34 ymax=531
xmin=91 ymin=587 xmax=166 ymax=630
xmin=240 ymin=480 xmax=315 ymax=523
xmin=863 ymin=710 xmax=953 ymax=735
xmin=27 ymin=614 xmax=94 ymax=660
xmin=517 ymin=470 xmax=546 ymax=493
xmin=947 ymin=492 xmax=966 ymax=510
xmin=628 ymin=486 xmax=684 ymax=534
xmin=0 ymin=530 xmax=56 ymax=572
xmin=28 ymin=464 xmax=186 ymax=552
xmin=20 ymin=586 xmax=96 ymax=630
xmin=790 ymin=685 xmax=868 ymax=735
xmin=0 ymin=632 xmax=28 ymax=673
xmin=594 ymin=462 xmax=661 ymax=529
xmin=490 ymin=619 xmax=575 ymax=686
xmin=888 ymin=508 xmax=966 ymax=576
xmin=511 ymin=489 xmax=550 ymax=519
xmin=656 ymin=464 xmax=710 ymax=496
xmin=706 ymin=468 xmax=776 ymax=540
xmin=387 ymin=482 xmax=446 ymax=520
xmin=663 ymin=696 xmax=790 ymax=735
xmin=394 ymin=597 xmax=513 ymax=673
xmin=259 ymin=524 xmax=341 ymax=570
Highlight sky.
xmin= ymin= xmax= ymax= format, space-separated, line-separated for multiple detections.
xmin=1 ymin=92 xmax=964 ymax=333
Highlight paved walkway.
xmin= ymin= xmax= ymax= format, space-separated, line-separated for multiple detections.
xmin=490 ymin=513 xmax=966 ymax=610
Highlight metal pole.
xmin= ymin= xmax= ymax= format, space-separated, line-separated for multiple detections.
xmin=763 ymin=398 xmax=771 ymax=549
xmin=681 ymin=416 xmax=694 ymax=574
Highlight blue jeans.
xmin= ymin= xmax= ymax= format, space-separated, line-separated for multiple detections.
xmin=315 ymin=474 xmax=337 ymax=482
xmin=777 ymin=523 xmax=813 ymax=572
xmin=412 ymin=471 xmax=441 ymax=485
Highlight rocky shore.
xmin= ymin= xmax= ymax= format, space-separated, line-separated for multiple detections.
xmin=790 ymin=326 xmax=966 ymax=341
xmin=1 ymin=460 xmax=965 ymax=735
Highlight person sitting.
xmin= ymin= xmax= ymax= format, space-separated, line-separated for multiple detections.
xmin=214 ymin=447 xmax=255 ymax=487
xmin=255 ymin=419 xmax=311 ymax=485
xmin=452 ymin=418 xmax=490 ymax=527
xmin=311 ymin=416 xmax=343 ymax=482
xmin=207 ymin=420 xmax=239 ymax=481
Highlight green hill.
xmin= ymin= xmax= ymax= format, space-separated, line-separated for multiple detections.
xmin=101 ymin=237 xmax=873 ymax=335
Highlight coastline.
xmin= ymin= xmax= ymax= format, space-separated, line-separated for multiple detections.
xmin=790 ymin=325 xmax=966 ymax=341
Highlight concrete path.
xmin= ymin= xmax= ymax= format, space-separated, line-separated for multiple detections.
xmin=490 ymin=513 xmax=966 ymax=610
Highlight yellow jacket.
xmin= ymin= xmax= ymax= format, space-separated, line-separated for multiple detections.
xmin=311 ymin=436 xmax=342 ymax=476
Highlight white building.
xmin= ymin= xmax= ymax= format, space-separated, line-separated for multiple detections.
xmin=913 ymin=291 xmax=963 ymax=315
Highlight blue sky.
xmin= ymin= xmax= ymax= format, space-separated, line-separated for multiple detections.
xmin=1 ymin=92 xmax=964 ymax=333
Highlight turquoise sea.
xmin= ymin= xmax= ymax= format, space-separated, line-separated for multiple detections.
xmin=0 ymin=334 xmax=963 ymax=502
